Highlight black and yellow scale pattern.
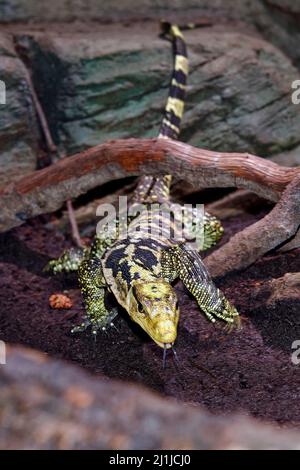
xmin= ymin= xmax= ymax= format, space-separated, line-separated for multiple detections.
xmin=132 ymin=23 xmax=188 ymax=204
xmin=46 ymin=23 xmax=240 ymax=349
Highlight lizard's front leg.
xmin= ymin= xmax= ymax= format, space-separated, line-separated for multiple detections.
xmin=161 ymin=244 xmax=240 ymax=327
xmin=45 ymin=233 xmax=116 ymax=275
xmin=74 ymin=256 xmax=118 ymax=337
xmin=178 ymin=204 xmax=224 ymax=251
xmin=45 ymin=246 xmax=89 ymax=274
xmin=202 ymin=212 xmax=224 ymax=250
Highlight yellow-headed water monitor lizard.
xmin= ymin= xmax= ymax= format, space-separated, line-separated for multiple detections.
xmin=46 ymin=23 xmax=240 ymax=359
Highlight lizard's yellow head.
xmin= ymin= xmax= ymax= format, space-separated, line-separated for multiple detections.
xmin=128 ymin=280 xmax=179 ymax=349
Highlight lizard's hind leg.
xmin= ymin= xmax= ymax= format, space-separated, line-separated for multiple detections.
xmin=45 ymin=246 xmax=89 ymax=274
xmin=181 ymin=206 xmax=224 ymax=251
xmin=203 ymin=212 xmax=224 ymax=250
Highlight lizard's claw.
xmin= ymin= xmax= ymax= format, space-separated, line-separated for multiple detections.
xmin=71 ymin=308 xmax=119 ymax=338
xmin=224 ymin=315 xmax=242 ymax=333
xmin=71 ymin=316 xmax=91 ymax=334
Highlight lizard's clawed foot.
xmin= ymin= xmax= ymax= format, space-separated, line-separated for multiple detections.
xmin=71 ymin=308 xmax=119 ymax=338
xmin=71 ymin=316 xmax=91 ymax=334
xmin=44 ymin=258 xmax=61 ymax=274
xmin=224 ymin=314 xmax=242 ymax=332
xmin=45 ymin=247 xmax=87 ymax=274
xmin=203 ymin=296 xmax=240 ymax=330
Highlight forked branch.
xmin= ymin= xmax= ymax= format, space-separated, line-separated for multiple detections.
xmin=0 ymin=137 xmax=299 ymax=276
xmin=205 ymin=175 xmax=300 ymax=278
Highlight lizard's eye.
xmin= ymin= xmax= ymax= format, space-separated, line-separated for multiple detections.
xmin=137 ymin=300 xmax=144 ymax=314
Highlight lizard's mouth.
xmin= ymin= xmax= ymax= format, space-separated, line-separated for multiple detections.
xmin=153 ymin=340 xmax=174 ymax=349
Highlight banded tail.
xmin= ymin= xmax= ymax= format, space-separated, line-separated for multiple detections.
xmin=132 ymin=22 xmax=189 ymax=203
xmin=159 ymin=22 xmax=188 ymax=140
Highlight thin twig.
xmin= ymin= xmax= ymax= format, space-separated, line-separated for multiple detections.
xmin=24 ymin=67 xmax=82 ymax=246
xmin=24 ymin=69 xmax=57 ymax=155
xmin=66 ymin=200 xmax=84 ymax=247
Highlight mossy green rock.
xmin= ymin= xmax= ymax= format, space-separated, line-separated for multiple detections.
xmin=0 ymin=34 xmax=39 ymax=185
xmin=16 ymin=24 xmax=299 ymax=158
xmin=1 ymin=0 xmax=300 ymax=67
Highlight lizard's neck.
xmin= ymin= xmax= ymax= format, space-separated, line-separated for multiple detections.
xmin=103 ymin=237 xmax=164 ymax=304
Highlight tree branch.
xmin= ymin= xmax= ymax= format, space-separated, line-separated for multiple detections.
xmin=251 ymin=272 xmax=300 ymax=309
xmin=0 ymin=138 xmax=299 ymax=233
xmin=205 ymin=175 xmax=300 ymax=278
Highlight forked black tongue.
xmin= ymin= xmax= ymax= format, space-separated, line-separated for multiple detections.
xmin=163 ymin=344 xmax=167 ymax=369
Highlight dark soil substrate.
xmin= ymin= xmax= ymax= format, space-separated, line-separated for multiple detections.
xmin=0 ymin=205 xmax=300 ymax=427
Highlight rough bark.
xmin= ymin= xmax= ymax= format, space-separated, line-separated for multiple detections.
xmin=251 ymin=272 xmax=300 ymax=308
xmin=0 ymin=137 xmax=299 ymax=233
xmin=278 ymin=230 xmax=300 ymax=252
xmin=0 ymin=345 xmax=299 ymax=450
